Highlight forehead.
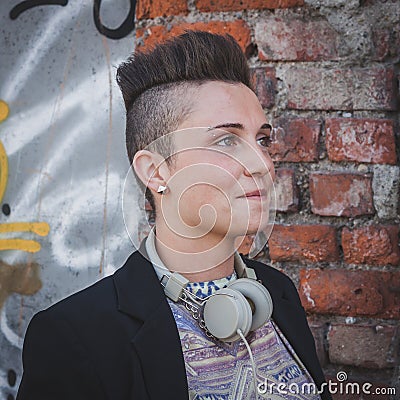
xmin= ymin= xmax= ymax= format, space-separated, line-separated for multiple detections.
xmin=178 ymin=81 xmax=267 ymax=131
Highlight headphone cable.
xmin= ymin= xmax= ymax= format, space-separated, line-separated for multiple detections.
xmin=237 ymin=328 xmax=260 ymax=399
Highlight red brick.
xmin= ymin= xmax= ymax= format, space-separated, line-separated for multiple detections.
xmin=251 ymin=67 xmax=276 ymax=108
xmin=372 ymin=26 xmax=400 ymax=61
xmin=255 ymin=17 xmax=339 ymax=61
xmin=299 ymin=269 xmax=400 ymax=319
xmin=136 ymin=0 xmax=188 ymax=19
xmin=195 ymin=0 xmax=304 ymax=12
xmin=284 ymin=66 xmax=397 ymax=110
xmin=269 ymin=118 xmax=321 ymax=162
xmin=342 ymin=225 xmax=400 ymax=266
xmin=136 ymin=21 xmax=251 ymax=53
xmin=326 ymin=118 xmax=397 ymax=165
xmin=328 ymin=324 xmax=399 ymax=369
xmin=269 ymin=225 xmax=339 ymax=263
xmin=274 ymin=168 xmax=298 ymax=212
xmin=372 ymin=27 xmax=391 ymax=61
xmin=309 ymin=173 xmax=374 ymax=217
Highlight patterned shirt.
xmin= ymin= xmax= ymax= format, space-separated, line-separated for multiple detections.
xmin=168 ymin=276 xmax=321 ymax=399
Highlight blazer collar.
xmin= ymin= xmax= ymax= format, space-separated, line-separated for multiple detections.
xmin=113 ymin=247 xmax=164 ymax=321
xmin=113 ymin=248 xmax=189 ymax=399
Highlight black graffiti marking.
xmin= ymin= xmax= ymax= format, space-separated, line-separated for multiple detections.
xmin=10 ymin=0 xmax=136 ymax=40
xmin=2 ymin=204 xmax=11 ymax=216
xmin=9 ymin=0 xmax=68 ymax=20
xmin=93 ymin=0 xmax=136 ymax=40
xmin=8 ymin=369 xmax=17 ymax=387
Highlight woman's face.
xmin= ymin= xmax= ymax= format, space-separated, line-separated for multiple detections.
xmin=156 ymin=81 xmax=275 ymax=239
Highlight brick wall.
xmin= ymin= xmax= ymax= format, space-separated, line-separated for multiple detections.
xmin=135 ymin=0 xmax=400 ymax=397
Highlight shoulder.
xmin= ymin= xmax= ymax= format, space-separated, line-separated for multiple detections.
xmin=40 ymin=251 xmax=145 ymax=320
xmin=24 ymin=270 xmax=137 ymax=363
xmin=22 ymin=275 xmax=116 ymax=366
xmin=28 ymin=251 xmax=153 ymax=337
xmin=43 ymin=274 xmax=116 ymax=321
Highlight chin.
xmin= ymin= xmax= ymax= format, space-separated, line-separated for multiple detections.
xmin=224 ymin=221 xmax=263 ymax=237
xmin=211 ymin=210 xmax=270 ymax=238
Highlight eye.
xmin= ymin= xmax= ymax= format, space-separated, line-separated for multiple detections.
xmin=257 ymin=135 xmax=272 ymax=148
xmin=214 ymin=134 xmax=239 ymax=147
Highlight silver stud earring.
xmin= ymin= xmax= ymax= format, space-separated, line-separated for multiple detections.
xmin=157 ymin=185 xmax=168 ymax=194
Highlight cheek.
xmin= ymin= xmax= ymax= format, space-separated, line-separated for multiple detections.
xmin=170 ymin=154 xmax=243 ymax=196
xmin=170 ymin=166 xmax=241 ymax=227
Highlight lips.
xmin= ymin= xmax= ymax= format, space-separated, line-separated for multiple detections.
xmin=239 ymin=189 xmax=267 ymax=198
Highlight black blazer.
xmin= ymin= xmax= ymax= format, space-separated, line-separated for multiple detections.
xmin=17 ymin=251 xmax=331 ymax=400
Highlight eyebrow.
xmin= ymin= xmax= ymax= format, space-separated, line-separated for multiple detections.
xmin=207 ymin=122 xmax=272 ymax=131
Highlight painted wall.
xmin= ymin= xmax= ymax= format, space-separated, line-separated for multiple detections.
xmin=0 ymin=1 xmax=139 ymax=398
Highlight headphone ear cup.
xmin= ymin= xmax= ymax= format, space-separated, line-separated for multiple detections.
xmin=203 ymin=288 xmax=252 ymax=342
xmin=227 ymin=278 xmax=273 ymax=331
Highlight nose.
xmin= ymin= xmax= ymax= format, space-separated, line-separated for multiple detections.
xmin=242 ymin=144 xmax=275 ymax=181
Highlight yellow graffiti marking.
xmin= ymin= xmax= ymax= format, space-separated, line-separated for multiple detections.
xmin=0 ymin=100 xmax=9 ymax=122
xmin=0 ymin=222 xmax=50 ymax=236
xmin=0 ymin=101 xmax=50 ymax=254
xmin=0 ymin=141 xmax=8 ymax=203
xmin=0 ymin=239 xmax=41 ymax=253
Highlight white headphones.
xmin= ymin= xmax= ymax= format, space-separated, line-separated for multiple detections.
xmin=162 ymin=266 xmax=273 ymax=342
xmin=144 ymin=230 xmax=273 ymax=342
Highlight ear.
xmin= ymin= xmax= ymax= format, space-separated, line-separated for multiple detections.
xmin=132 ymin=150 xmax=171 ymax=195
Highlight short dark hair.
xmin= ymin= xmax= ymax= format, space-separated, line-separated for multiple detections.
xmin=116 ymin=30 xmax=253 ymax=210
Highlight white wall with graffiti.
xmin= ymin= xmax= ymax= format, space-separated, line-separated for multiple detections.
xmin=0 ymin=1 xmax=138 ymax=398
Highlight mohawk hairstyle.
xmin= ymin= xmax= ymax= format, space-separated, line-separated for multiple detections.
xmin=117 ymin=30 xmax=252 ymax=111
xmin=116 ymin=30 xmax=253 ymax=211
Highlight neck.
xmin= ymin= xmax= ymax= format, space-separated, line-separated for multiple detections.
xmin=153 ymin=219 xmax=236 ymax=282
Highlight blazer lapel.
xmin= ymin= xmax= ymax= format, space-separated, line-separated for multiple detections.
xmin=271 ymin=296 xmax=328 ymax=396
xmin=113 ymin=251 xmax=188 ymax=400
